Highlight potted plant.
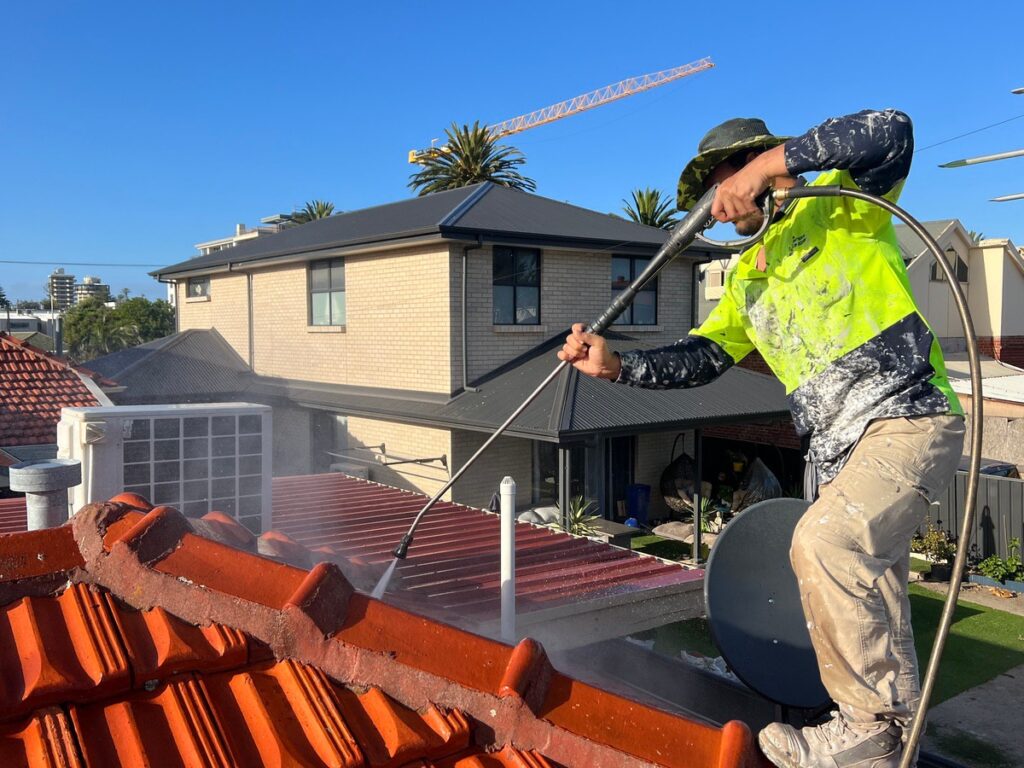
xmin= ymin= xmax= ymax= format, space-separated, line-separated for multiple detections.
xmin=553 ymin=495 xmax=601 ymax=537
xmin=914 ymin=518 xmax=957 ymax=581
xmin=971 ymin=538 xmax=1024 ymax=593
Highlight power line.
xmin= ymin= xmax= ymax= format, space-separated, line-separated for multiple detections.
xmin=0 ymin=260 xmax=163 ymax=268
xmin=915 ymin=112 xmax=1024 ymax=153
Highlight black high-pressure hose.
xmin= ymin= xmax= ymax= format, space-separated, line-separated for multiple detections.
xmin=774 ymin=184 xmax=983 ymax=768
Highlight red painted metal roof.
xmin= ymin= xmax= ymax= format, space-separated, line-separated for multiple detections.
xmin=0 ymin=333 xmax=112 ymax=447
xmin=272 ymin=473 xmax=702 ymax=622
xmin=0 ymin=496 xmax=27 ymax=533
xmin=0 ymin=494 xmax=760 ymax=767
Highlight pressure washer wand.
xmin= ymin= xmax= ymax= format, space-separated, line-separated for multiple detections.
xmin=383 ymin=185 xmax=730 ymax=569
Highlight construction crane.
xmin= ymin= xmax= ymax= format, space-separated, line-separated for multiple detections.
xmin=408 ymin=57 xmax=714 ymax=163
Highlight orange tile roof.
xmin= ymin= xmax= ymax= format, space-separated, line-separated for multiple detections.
xmin=0 ymin=493 xmax=764 ymax=768
xmin=0 ymin=333 xmax=114 ymax=447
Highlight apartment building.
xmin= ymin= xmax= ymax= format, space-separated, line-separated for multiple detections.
xmin=136 ymin=183 xmax=789 ymax=517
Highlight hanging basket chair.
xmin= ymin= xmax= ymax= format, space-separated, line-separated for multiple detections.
xmin=660 ymin=434 xmax=698 ymax=514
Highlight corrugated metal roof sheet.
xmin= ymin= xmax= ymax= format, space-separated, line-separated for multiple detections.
xmin=447 ymin=183 xmax=670 ymax=247
xmin=271 ymin=472 xmax=702 ymax=626
xmin=156 ymin=183 xmax=722 ymax=278
xmin=156 ymin=184 xmax=482 ymax=276
xmin=250 ymin=331 xmax=789 ymax=440
xmin=89 ymin=329 xmax=251 ymax=403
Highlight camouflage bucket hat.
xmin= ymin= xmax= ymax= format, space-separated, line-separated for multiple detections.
xmin=676 ymin=117 xmax=790 ymax=211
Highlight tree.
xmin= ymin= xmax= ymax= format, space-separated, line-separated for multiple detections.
xmin=64 ymin=298 xmax=140 ymax=360
xmin=63 ymin=296 xmax=172 ymax=361
xmin=621 ymin=187 xmax=679 ymax=230
xmin=0 ymin=286 xmax=10 ymax=331
xmin=408 ymin=121 xmax=536 ymax=196
xmin=290 ymin=199 xmax=336 ymax=224
xmin=115 ymin=297 xmax=174 ymax=342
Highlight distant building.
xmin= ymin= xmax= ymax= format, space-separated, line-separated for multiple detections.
xmin=47 ymin=268 xmax=75 ymax=310
xmin=74 ymin=276 xmax=110 ymax=304
xmin=194 ymin=216 xmax=289 ymax=257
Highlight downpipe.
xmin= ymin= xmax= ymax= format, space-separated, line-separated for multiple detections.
xmin=773 ymin=185 xmax=983 ymax=768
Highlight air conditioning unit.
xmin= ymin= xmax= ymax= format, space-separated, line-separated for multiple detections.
xmin=58 ymin=403 xmax=272 ymax=534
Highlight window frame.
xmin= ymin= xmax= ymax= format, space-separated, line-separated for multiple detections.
xmin=308 ymin=258 xmax=346 ymax=327
xmin=611 ymin=255 xmax=658 ymax=326
xmin=186 ymin=276 xmax=210 ymax=299
xmin=492 ymin=246 xmax=541 ymax=326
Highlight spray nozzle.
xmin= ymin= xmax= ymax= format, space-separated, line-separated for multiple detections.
xmin=393 ymin=533 xmax=413 ymax=560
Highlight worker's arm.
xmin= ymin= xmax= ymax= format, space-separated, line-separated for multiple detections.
xmin=559 ymin=274 xmax=754 ymax=389
xmin=783 ymin=108 xmax=914 ymax=194
xmin=712 ymin=109 xmax=913 ymax=223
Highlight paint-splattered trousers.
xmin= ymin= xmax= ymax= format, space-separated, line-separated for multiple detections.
xmin=791 ymin=414 xmax=965 ymax=723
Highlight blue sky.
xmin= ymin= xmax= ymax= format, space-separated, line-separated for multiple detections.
xmin=2 ymin=1 xmax=1023 ymax=302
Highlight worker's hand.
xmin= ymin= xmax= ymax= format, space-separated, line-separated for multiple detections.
xmin=558 ymin=323 xmax=621 ymax=380
xmin=711 ymin=160 xmax=772 ymax=224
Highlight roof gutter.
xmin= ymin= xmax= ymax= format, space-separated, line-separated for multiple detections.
xmin=153 ymin=232 xmax=452 ymax=280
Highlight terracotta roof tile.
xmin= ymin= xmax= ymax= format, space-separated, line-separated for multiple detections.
xmin=0 ymin=496 xmax=764 ymax=767
xmin=0 ymin=333 xmax=114 ymax=447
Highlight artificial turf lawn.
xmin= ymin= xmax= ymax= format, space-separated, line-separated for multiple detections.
xmin=631 ymin=538 xmax=1024 ymax=703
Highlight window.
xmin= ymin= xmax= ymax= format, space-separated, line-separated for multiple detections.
xmin=705 ymin=269 xmax=724 ymax=288
xmin=187 ymin=277 xmax=210 ymax=298
xmin=930 ymin=250 xmax=968 ymax=283
xmin=493 ymin=247 xmax=540 ymax=325
xmin=611 ymin=256 xmax=657 ymax=325
xmin=309 ymin=258 xmax=346 ymax=326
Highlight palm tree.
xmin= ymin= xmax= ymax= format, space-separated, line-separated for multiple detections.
xmin=408 ymin=121 xmax=536 ymax=196
xmin=621 ymin=188 xmax=678 ymax=230
xmin=65 ymin=298 xmax=140 ymax=360
xmin=290 ymin=200 xmax=336 ymax=224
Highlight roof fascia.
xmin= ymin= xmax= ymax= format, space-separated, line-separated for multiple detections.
xmin=157 ymin=232 xmax=455 ymax=279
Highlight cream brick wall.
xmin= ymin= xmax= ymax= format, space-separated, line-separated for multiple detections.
xmin=244 ymin=245 xmax=453 ymax=392
xmin=450 ymin=429 xmax=534 ymax=510
xmin=344 ymin=416 xmax=453 ymax=498
xmin=462 ymin=245 xmax=696 ymax=381
xmin=175 ymin=274 xmax=250 ymax=361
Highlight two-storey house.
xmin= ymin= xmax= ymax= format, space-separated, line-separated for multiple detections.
xmin=128 ymin=183 xmax=788 ymax=518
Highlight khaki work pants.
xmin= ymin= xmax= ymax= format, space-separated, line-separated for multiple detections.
xmin=791 ymin=414 xmax=965 ymax=722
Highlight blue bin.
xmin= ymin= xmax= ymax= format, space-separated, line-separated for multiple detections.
xmin=626 ymin=483 xmax=651 ymax=525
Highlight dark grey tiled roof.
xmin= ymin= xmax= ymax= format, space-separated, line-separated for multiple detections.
xmin=88 ymin=330 xmax=251 ymax=403
xmin=157 ymin=183 xmax=710 ymax=278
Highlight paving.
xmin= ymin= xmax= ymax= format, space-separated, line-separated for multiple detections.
xmin=922 ymin=663 xmax=1024 ymax=768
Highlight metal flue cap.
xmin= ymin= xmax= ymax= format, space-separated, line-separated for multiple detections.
xmin=9 ymin=459 xmax=82 ymax=494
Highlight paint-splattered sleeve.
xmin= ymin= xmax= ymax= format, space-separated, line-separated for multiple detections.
xmin=615 ymin=277 xmax=752 ymax=389
xmin=783 ymin=109 xmax=914 ymax=196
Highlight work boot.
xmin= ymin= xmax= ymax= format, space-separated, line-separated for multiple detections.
xmin=759 ymin=710 xmax=902 ymax=768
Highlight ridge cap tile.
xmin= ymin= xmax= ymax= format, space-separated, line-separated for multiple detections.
xmin=0 ymin=494 xmax=758 ymax=768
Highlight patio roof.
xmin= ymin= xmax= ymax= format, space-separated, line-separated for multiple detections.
xmin=271 ymin=472 xmax=705 ymax=649
xmin=252 ymin=330 xmax=790 ymax=442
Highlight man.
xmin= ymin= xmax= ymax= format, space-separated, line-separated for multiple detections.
xmin=559 ymin=110 xmax=964 ymax=768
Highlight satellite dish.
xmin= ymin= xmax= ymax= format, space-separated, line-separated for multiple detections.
xmin=704 ymin=497 xmax=831 ymax=709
